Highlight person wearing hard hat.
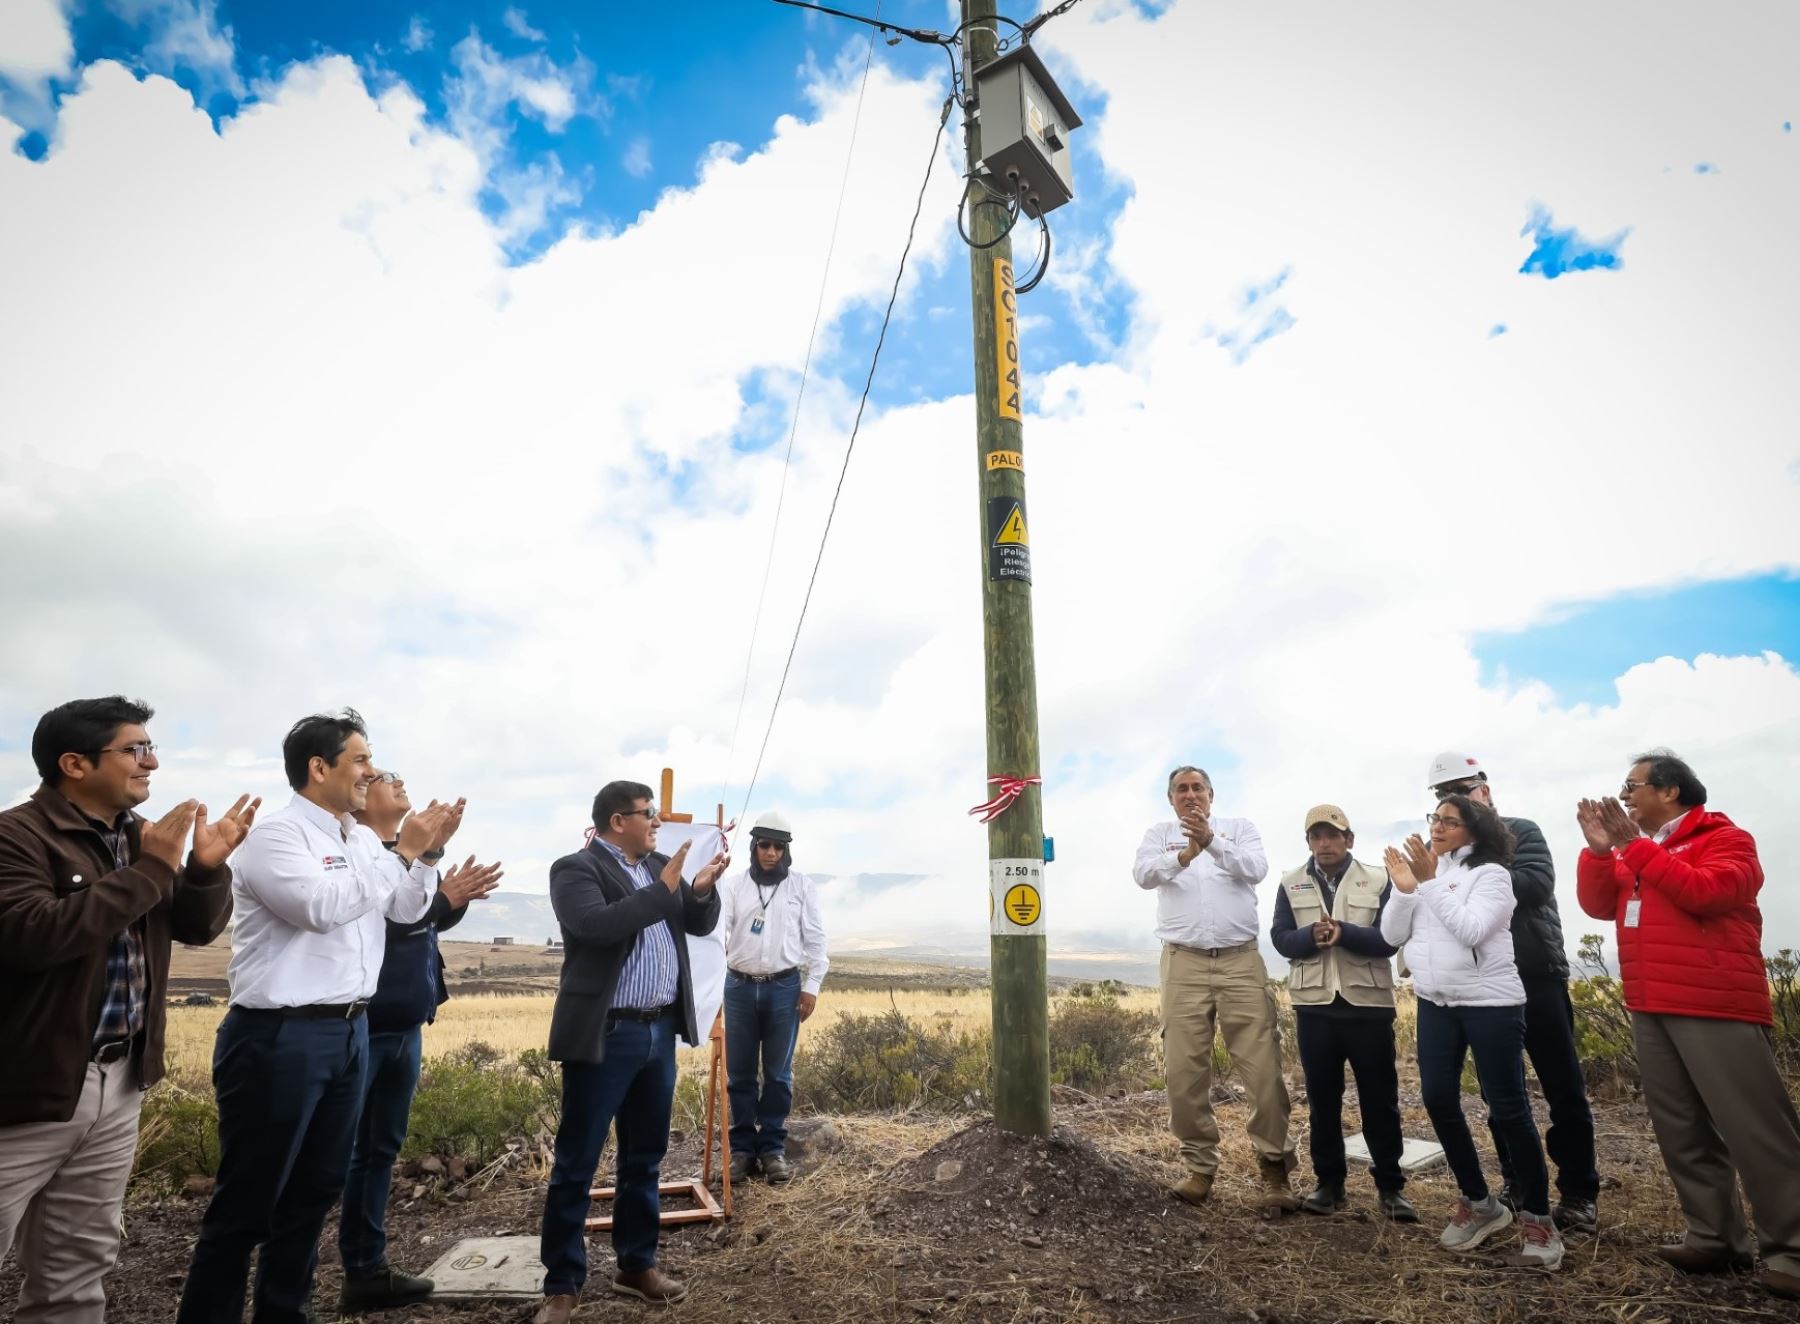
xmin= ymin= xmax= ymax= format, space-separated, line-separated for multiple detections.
xmin=718 ymin=812 xmax=829 ymax=1184
xmin=1269 ymin=806 xmax=1417 ymax=1223
xmin=1412 ymin=752 xmax=1598 ymax=1235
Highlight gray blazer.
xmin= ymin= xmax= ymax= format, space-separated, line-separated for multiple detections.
xmin=545 ymin=841 xmax=721 ymax=1063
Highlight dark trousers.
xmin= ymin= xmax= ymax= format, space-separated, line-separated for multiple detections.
xmin=1416 ymin=998 xmax=1550 ymax=1216
xmin=724 ymin=971 xmax=801 ymax=1158
xmin=1295 ymin=1009 xmax=1405 ymax=1192
xmin=1486 ymin=976 xmax=1599 ymax=1203
xmin=178 ymin=1008 xmax=369 ymax=1324
xmin=338 ymin=1025 xmax=423 ymax=1276
xmin=539 ymin=1011 xmax=677 ymax=1296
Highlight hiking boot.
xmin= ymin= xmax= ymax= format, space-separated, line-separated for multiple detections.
xmin=1300 ymin=1184 xmax=1346 ymax=1216
xmin=761 ymin=1153 xmax=793 ymax=1183
xmin=337 ymin=1266 xmax=435 ymax=1313
xmin=1654 ymin=1243 xmax=1755 ymax=1274
xmin=612 ymin=1267 xmax=688 ymax=1304
xmin=1552 ymin=1196 xmax=1598 ymax=1235
xmin=532 ymin=1294 xmax=578 ymax=1324
xmin=1515 ymin=1210 xmax=1565 ymax=1271
xmin=1439 ymin=1194 xmax=1512 ymax=1250
xmin=1378 ymin=1190 xmax=1420 ymax=1223
xmin=1759 ymin=1269 xmax=1800 ymax=1300
xmin=728 ymin=1152 xmax=757 ymax=1182
xmin=1170 ymin=1172 xmax=1214 ymax=1205
xmin=1257 ymin=1159 xmax=1301 ymax=1216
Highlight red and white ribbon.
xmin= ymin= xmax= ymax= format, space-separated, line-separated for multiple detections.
xmin=967 ymin=775 xmax=1042 ymax=824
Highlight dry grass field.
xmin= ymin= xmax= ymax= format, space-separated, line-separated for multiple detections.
xmin=162 ymin=985 xmax=1165 ymax=1080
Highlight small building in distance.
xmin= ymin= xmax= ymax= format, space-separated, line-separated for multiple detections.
xmin=492 ymin=936 xmax=515 ymax=947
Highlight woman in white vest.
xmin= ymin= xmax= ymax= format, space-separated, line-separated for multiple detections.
xmin=1271 ymin=804 xmax=1415 ymax=1222
xmin=1381 ymin=793 xmax=1564 ymax=1270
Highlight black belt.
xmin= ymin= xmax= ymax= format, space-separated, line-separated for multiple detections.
xmin=92 ymin=1038 xmax=133 ymax=1065
xmin=236 ymin=1001 xmax=370 ymax=1020
xmin=608 ymin=1004 xmax=675 ymax=1024
xmin=729 ymin=967 xmax=798 ymax=983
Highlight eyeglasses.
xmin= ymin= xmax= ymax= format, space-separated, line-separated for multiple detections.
xmin=1619 ymin=780 xmax=1658 ymax=796
xmin=99 ymin=742 xmax=157 ymax=765
xmin=375 ymin=772 xmax=403 ymax=785
xmin=1425 ymin=813 xmax=1466 ymax=829
xmin=615 ymin=807 xmax=658 ymax=822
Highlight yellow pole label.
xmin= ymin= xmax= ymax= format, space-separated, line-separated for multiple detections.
xmin=994 ymin=258 xmax=1022 ymax=422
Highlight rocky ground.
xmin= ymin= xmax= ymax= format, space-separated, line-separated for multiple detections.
xmin=3 ymin=1087 xmax=1793 ymax=1323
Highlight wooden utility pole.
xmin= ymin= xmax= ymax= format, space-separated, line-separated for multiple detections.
xmin=963 ymin=0 xmax=1051 ymax=1138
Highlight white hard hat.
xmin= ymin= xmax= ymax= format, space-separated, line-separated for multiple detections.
xmin=1427 ymin=751 xmax=1487 ymax=789
xmin=749 ymin=810 xmax=793 ymax=843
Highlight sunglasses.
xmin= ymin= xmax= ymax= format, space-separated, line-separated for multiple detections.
xmin=374 ymin=771 xmax=403 ymax=785
xmin=1434 ymin=782 xmax=1480 ymax=801
xmin=753 ymin=839 xmax=785 ymax=851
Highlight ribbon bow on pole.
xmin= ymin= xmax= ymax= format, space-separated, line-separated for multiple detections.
xmin=968 ymin=775 xmax=1042 ymax=824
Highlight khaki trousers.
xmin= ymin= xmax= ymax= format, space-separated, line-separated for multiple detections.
xmin=0 ymin=1057 xmax=144 ymax=1324
xmin=1160 ymin=941 xmax=1294 ymax=1175
xmin=1632 ymin=1011 xmax=1800 ymax=1276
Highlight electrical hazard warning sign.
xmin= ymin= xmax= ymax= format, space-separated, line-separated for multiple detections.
xmin=987 ymin=496 xmax=1032 ymax=584
xmin=990 ymin=859 xmax=1045 ymax=935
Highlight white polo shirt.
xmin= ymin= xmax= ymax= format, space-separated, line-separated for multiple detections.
xmin=1132 ymin=815 xmax=1270 ymax=949
xmin=717 ymin=868 xmax=830 ymax=996
xmin=226 ymin=793 xmax=436 ymax=1009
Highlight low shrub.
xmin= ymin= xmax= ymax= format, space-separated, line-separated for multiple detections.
xmin=1049 ymin=992 xmax=1159 ymax=1093
xmin=405 ymin=1040 xmax=561 ymax=1163
xmin=792 ymin=1009 xmax=990 ymax=1113
xmin=133 ymin=1078 xmax=221 ymax=1192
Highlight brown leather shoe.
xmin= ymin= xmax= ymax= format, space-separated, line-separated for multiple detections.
xmin=1760 ymin=1269 xmax=1800 ymax=1300
xmin=1653 ymin=1244 xmax=1755 ymax=1274
xmin=612 ymin=1267 xmax=689 ymax=1305
xmin=532 ymin=1293 xmax=578 ymax=1324
xmin=1170 ymin=1172 xmax=1213 ymax=1204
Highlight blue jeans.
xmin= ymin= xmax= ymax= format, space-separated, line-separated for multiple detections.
xmin=338 ymin=1026 xmax=423 ymax=1276
xmin=538 ymin=1011 xmax=677 ymax=1296
xmin=724 ymin=971 xmax=801 ymax=1157
xmin=1416 ymin=998 xmax=1550 ymax=1216
xmin=178 ymin=1008 xmax=369 ymax=1324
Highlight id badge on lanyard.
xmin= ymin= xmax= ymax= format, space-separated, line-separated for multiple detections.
xmin=1624 ymin=884 xmax=1642 ymax=929
xmin=750 ymin=916 xmax=765 ymax=935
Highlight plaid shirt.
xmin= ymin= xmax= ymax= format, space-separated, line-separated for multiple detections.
xmin=90 ymin=816 xmax=147 ymax=1051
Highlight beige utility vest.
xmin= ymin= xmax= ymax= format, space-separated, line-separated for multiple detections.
xmin=1280 ymin=859 xmax=1396 ymax=1009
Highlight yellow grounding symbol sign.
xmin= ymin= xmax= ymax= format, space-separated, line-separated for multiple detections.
xmin=994 ymin=506 xmax=1029 ymax=547
xmin=1003 ymin=883 xmax=1042 ymax=927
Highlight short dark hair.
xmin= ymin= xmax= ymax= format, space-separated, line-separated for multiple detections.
xmin=1167 ymin=765 xmax=1213 ymax=792
xmin=1630 ymin=748 xmax=1707 ymax=807
xmin=1437 ymin=792 xmax=1515 ymax=869
xmin=32 ymin=696 xmax=155 ymax=784
xmin=592 ymin=780 xmax=654 ymax=829
xmin=282 ymin=708 xmax=368 ymax=791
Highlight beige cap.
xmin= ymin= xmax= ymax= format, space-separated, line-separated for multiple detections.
xmin=1304 ymin=804 xmax=1351 ymax=833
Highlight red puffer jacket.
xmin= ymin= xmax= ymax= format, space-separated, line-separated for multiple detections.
xmin=1576 ymin=807 xmax=1769 ymax=1025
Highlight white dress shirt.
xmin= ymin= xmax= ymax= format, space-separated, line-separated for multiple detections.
xmin=717 ymin=868 xmax=829 ymax=995
xmin=1132 ymin=815 xmax=1270 ymax=949
xmin=226 ymin=793 xmax=436 ymax=1009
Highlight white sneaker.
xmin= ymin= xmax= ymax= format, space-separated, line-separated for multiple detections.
xmin=1440 ymin=1194 xmax=1513 ymax=1250
xmin=1516 ymin=1210 xmax=1565 ymax=1270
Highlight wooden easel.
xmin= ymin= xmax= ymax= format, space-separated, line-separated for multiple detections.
xmin=586 ymin=770 xmax=733 ymax=1229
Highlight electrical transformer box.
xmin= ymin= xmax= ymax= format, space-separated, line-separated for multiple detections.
xmin=974 ymin=44 xmax=1082 ymax=217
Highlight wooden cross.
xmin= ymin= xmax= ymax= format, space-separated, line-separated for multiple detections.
xmin=658 ymin=766 xmax=726 ymax=829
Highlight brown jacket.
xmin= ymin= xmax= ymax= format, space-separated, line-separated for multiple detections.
xmin=0 ymin=785 xmax=234 ymax=1124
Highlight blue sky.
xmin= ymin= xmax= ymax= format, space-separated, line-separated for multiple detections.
xmin=4 ymin=0 xmax=1798 ymax=950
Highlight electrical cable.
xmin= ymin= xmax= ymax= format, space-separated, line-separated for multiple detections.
xmin=721 ymin=3 xmax=886 ymax=819
xmin=1014 ymin=207 xmax=1052 ymax=293
xmin=732 ymin=96 xmax=955 ymax=842
xmin=957 ymin=189 xmax=1020 ymax=249
xmin=1021 ymin=0 xmax=1090 ymax=42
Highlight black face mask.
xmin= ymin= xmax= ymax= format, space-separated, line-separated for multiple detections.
xmin=749 ymin=841 xmax=791 ymax=885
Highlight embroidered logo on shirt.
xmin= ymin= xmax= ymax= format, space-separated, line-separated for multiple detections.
xmin=321 ymin=855 xmax=348 ymax=869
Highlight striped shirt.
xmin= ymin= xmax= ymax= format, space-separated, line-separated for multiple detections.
xmin=90 ymin=816 xmax=146 ymax=1050
xmin=595 ymin=840 xmax=679 ymax=1010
